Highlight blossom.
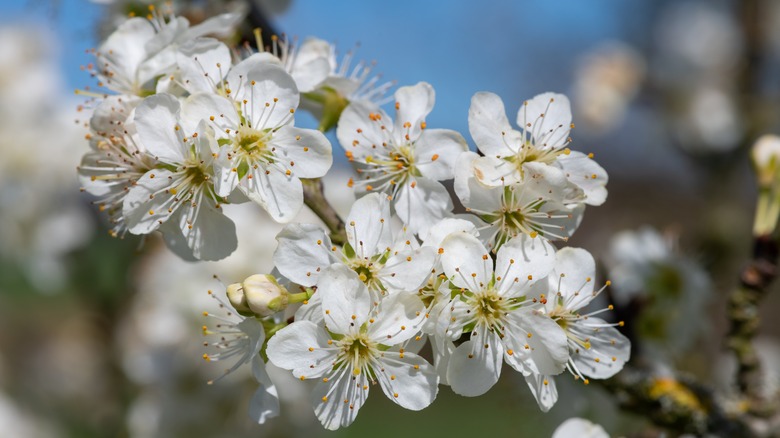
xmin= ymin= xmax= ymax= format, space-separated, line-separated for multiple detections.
xmin=552 ymin=418 xmax=609 ymax=438
xmin=122 ymin=93 xmax=237 ymax=261
xmin=438 ymin=232 xmax=568 ymax=399
xmin=90 ymin=8 xmax=242 ymax=96
xmin=181 ymin=63 xmax=332 ymax=222
xmin=266 ymin=264 xmax=438 ymax=430
xmin=78 ymin=95 xmax=155 ymax=237
xmin=532 ymin=247 xmax=630 ymax=411
xmin=337 ymin=82 xmax=468 ymax=235
xmin=454 ymin=151 xmax=584 ymax=252
xmin=202 ymin=290 xmax=279 ymax=425
xmin=468 ymin=91 xmax=608 ymax=205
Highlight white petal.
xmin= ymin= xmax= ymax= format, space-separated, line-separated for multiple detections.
xmin=274 ymin=223 xmax=337 ymax=287
xmin=556 ymin=151 xmax=608 ymax=206
xmin=393 ymin=82 xmax=435 ymax=143
xmin=440 ymin=233 xmax=492 ymax=290
xmin=569 ymin=320 xmax=630 ymax=379
xmin=123 ymin=169 xmax=177 ymax=234
xmin=226 ymin=52 xmax=282 ymax=89
xmin=271 ymin=125 xmax=333 ymax=178
xmin=378 ymin=246 xmax=437 ymax=294
xmin=183 ymin=12 xmax=243 ymax=39
xmin=180 ymin=92 xmax=238 ymax=139
xmin=517 ymin=92 xmax=572 ymax=149
xmin=265 ymin=320 xmax=334 ymax=379
xmin=474 ymin=155 xmax=522 ymax=187
xmin=174 ymin=198 xmax=237 ymax=261
xmin=468 ymin=91 xmax=522 ymax=157
xmin=134 ymin=94 xmax=187 ymax=164
xmin=312 ymin=370 xmax=369 ymax=430
xmin=242 ymin=63 xmax=300 ymax=130
xmin=394 ymin=176 xmax=453 ymax=236
xmin=212 ymin=147 xmax=240 ymax=197
xmin=504 ymin=310 xmax=569 ymax=376
xmin=550 ymin=247 xmax=597 ymax=311
xmin=345 ymin=193 xmax=393 ymax=259
xmin=96 ymin=18 xmax=156 ymax=93
xmin=336 ymin=100 xmax=392 ymax=162
xmin=241 ymin=166 xmax=303 ymax=223
xmin=453 ymin=152 xmax=505 ymax=212
xmin=176 ymin=38 xmax=231 ymax=94
xmin=447 ymin=331 xmax=503 ymax=397
xmin=249 ymin=356 xmax=280 ymax=424
xmin=414 ymin=128 xmax=468 ymax=181
xmin=524 ymin=374 xmax=558 ymax=412
xmin=89 ymin=94 xmax=139 ymax=134
xmin=158 ymin=220 xmax=197 ymax=261
xmin=494 ymin=235 xmax=557 ymax=296
xmin=318 ymin=265 xmax=370 ymax=335
xmin=552 ymin=418 xmax=609 ymax=438
xmin=375 ymin=352 xmax=438 ymax=410
xmin=291 ymin=38 xmax=333 ymax=92
xmin=368 ymin=293 xmax=426 ymax=345
xmin=421 ymin=217 xmax=478 ymax=248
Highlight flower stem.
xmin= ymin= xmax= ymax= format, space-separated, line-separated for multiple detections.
xmin=302 ymin=178 xmax=347 ymax=245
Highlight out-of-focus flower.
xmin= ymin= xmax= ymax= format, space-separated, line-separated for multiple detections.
xmin=572 ymin=42 xmax=645 ymax=133
xmin=552 ymin=417 xmax=609 ymax=438
xmin=606 ymin=227 xmax=711 ymax=355
xmin=674 ymin=85 xmax=743 ymax=153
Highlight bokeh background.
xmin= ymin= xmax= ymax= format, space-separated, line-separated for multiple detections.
xmin=1 ymin=0 xmax=779 ymax=436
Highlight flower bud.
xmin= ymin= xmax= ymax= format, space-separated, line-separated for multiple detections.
xmin=243 ymin=274 xmax=289 ymax=317
xmin=225 ymin=282 xmax=253 ymax=317
xmin=751 ymin=134 xmax=780 ymax=188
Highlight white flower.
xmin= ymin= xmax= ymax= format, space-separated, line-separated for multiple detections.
xmin=181 ymin=63 xmax=332 ymax=223
xmin=532 ymin=247 xmax=630 ymax=411
xmin=243 ymin=34 xmax=333 ymax=94
xmin=274 ymin=193 xmax=436 ymax=303
xmin=468 ymin=91 xmax=608 ymax=205
xmin=455 ymin=151 xmax=585 ymax=252
xmin=202 ymin=291 xmax=279 ymax=425
xmin=552 ymin=418 xmax=609 ymax=438
xmin=337 ymin=82 xmax=468 ymax=235
xmin=78 ymin=95 xmax=155 ymax=237
xmin=92 ymin=9 xmax=242 ymax=96
xmin=439 ymin=233 xmax=568 ymax=399
xmin=266 ymin=264 xmax=438 ymax=430
xmin=122 ymin=93 xmax=237 ymax=261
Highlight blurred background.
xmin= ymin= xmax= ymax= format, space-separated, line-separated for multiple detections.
xmin=1 ymin=0 xmax=779 ymax=436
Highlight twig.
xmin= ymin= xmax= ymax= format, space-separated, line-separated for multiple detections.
xmin=302 ymin=178 xmax=347 ymax=245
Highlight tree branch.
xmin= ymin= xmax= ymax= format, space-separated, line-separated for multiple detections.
xmin=302 ymin=178 xmax=347 ymax=245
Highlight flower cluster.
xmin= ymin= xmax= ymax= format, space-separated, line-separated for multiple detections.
xmin=78 ymin=6 xmax=630 ymax=431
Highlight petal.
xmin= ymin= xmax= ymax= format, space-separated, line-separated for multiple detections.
xmin=569 ymin=320 xmax=630 ymax=379
xmin=226 ymin=52 xmax=282 ymax=89
xmin=265 ymin=320 xmax=334 ymax=379
xmin=494 ymin=235 xmax=557 ymax=296
xmin=421 ymin=217 xmax=478 ymax=248
xmin=336 ymin=100 xmax=392 ymax=162
xmin=248 ymin=357 xmax=280 ymax=424
xmin=378 ymin=246 xmax=437 ymax=294
xmin=174 ymin=198 xmax=237 ymax=261
xmin=96 ymin=18 xmax=156 ymax=93
xmin=271 ymin=125 xmax=333 ymax=178
xmin=453 ymin=152 xmax=504 ymax=213
xmin=182 ymin=12 xmax=243 ymax=39
xmin=180 ymin=92 xmax=238 ymax=138
xmin=393 ymin=82 xmax=435 ymax=143
xmin=504 ymin=309 xmax=569 ymax=376
xmin=440 ymin=233 xmax=492 ymax=290
xmin=517 ymin=92 xmax=572 ymax=148
xmin=414 ymin=128 xmax=468 ymax=181
xmin=122 ymin=169 xmax=177 ymax=234
xmin=294 ymin=289 xmax=324 ymax=325
xmin=394 ymin=176 xmax=453 ymax=236
xmin=290 ymin=38 xmax=333 ymax=92
xmin=472 ymin=155 xmax=522 ymax=187
xmin=375 ymin=351 xmax=438 ymax=410
xmin=89 ymin=94 xmax=139 ymax=134
xmin=319 ymin=265 xmax=371 ymax=335
xmin=212 ymin=147 xmax=240 ymax=197
xmin=311 ymin=369 xmax=369 ymax=430
xmin=556 ymin=151 xmax=608 ymax=206
xmin=552 ymin=418 xmax=609 ymax=438
xmin=368 ymin=293 xmax=426 ymax=345
xmin=524 ymin=374 xmax=558 ymax=412
xmin=158 ymin=220 xmax=198 ymax=261
xmin=345 ymin=193 xmax=393 ymax=259
xmin=447 ymin=330 xmax=503 ymax=396
xmin=549 ymin=247 xmax=597 ymax=311
xmin=134 ymin=93 xmax=187 ymax=164
xmin=468 ymin=91 xmax=522 ymax=157
xmin=176 ymin=37 xmax=231 ymax=94
xmin=274 ymin=223 xmax=337 ymax=287
xmin=241 ymin=166 xmax=303 ymax=223
xmin=242 ymin=63 xmax=300 ymax=130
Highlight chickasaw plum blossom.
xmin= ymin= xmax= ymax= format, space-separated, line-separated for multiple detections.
xmin=529 ymin=247 xmax=630 ymax=411
xmin=266 ymin=264 xmax=438 ymax=430
xmin=202 ymin=290 xmax=279 ymax=424
xmin=182 ymin=63 xmax=333 ymax=222
xmin=337 ymin=82 xmax=468 ymax=235
xmin=274 ymin=193 xmax=436 ymax=304
xmin=90 ymin=7 xmax=242 ymax=96
xmin=467 ymin=91 xmax=608 ymax=206
xmin=552 ymin=417 xmax=609 ymax=438
xmin=455 ymin=151 xmax=585 ymax=252
xmin=438 ymin=233 xmax=569 ymax=402
xmin=78 ymin=95 xmax=155 ymax=237
xmin=122 ymin=93 xmax=237 ymax=261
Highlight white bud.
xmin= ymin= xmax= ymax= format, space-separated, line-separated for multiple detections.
xmin=243 ymin=274 xmax=289 ymax=317
xmin=225 ymin=282 xmax=253 ymax=316
xmin=751 ymin=134 xmax=780 ymax=187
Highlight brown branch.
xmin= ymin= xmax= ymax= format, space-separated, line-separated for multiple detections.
xmin=302 ymin=178 xmax=347 ymax=245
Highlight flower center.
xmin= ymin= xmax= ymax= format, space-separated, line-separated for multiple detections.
xmin=338 ymin=332 xmax=377 ymax=375
xmin=235 ymin=126 xmax=270 ymax=160
xmin=470 ymin=289 xmax=509 ymax=329
xmin=347 ymin=258 xmax=381 ymax=288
